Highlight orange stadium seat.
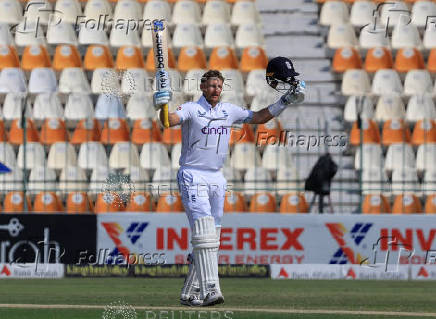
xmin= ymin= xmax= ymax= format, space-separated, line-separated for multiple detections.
xmin=52 ymin=45 xmax=82 ymax=71
xmin=394 ymin=48 xmax=425 ymax=73
xmin=0 ymin=120 xmax=6 ymax=141
xmin=230 ymin=124 xmax=255 ymax=145
xmin=8 ymin=119 xmax=40 ymax=145
xmin=116 ymin=46 xmax=145 ymax=70
xmin=66 ymin=192 xmax=94 ymax=213
xmin=71 ymin=119 xmax=102 ymax=145
xmin=94 ymin=192 xmax=125 ymax=213
xmin=364 ymin=47 xmax=394 ymax=73
xmin=249 ymin=192 xmax=277 ymax=213
xmin=392 ymin=194 xmax=422 ymax=214
xmin=425 ymin=195 xmax=436 ymax=214
xmin=131 ymin=119 xmax=162 ymax=145
xmin=224 ymin=192 xmax=247 ymax=212
xmin=428 ymin=49 xmax=436 ymax=73
xmin=145 ymin=47 xmax=176 ymax=72
xmin=350 ymin=119 xmax=381 ymax=145
xmin=411 ymin=120 xmax=436 ymax=146
xmin=21 ymin=45 xmax=51 ymax=71
xmin=156 ymin=192 xmax=184 ymax=212
xmin=162 ymin=126 xmax=182 ymax=145
xmin=332 ymin=47 xmax=362 ymax=73
xmin=100 ymin=118 xmax=130 ymax=144
xmin=40 ymin=118 xmax=69 ymax=145
xmin=362 ymin=194 xmax=391 ymax=214
xmin=239 ymin=46 xmax=268 ymax=72
xmin=0 ymin=45 xmax=19 ymax=69
xmin=280 ymin=193 xmax=309 ymax=213
xmin=382 ymin=119 xmax=411 ymax=146
xmin=209 ymin=46 xmax=239 ymax=70
xmin=125 ymin=192 xmax=155 ymax=212
xmin=33 ymin=192 xmax=64 ymax=213
xmin=3 ymin=192 xmax=32 ymax=212
xmin=83 ymin=45 xmax=114 ymax=71
xmin=255 ymin=119 xmax=283 ymax=146
xmin=177 ymin=46 xmax=207 ymax=72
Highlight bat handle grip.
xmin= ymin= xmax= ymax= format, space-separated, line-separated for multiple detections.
xmin=162 ymin=103 xmax=170 ymax=128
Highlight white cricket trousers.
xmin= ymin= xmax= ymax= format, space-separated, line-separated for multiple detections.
xmin=177 ymin=166 xmax=226 ymax=230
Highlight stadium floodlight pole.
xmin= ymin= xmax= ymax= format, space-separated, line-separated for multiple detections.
xmin=21 ymin=93 xmax=28 ymax=212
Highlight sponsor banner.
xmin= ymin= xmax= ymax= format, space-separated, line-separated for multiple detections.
xmin=66 ymin=264 xmax=269 ymax=278
xmin=0 ymin=214 xmax=96 ymax=264
xmin=271 ymin=264 xmax=410 ymax=280
xmin=97 ymin=213 xmax=436 ymax=265
xmin=410 ymin=265 xmax=436 ymax=280
xmin=0 ymin=263 xmax=64 ymax=279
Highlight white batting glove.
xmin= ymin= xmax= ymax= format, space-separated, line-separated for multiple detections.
xmin=153 ymin=70 xmax=172 ymax=110
xmin=281 ymin=80 xmax=306 ymax=105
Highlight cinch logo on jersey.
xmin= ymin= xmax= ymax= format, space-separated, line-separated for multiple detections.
xmin=201 ymin=126 xmax=229 ymax=135
xmin=101 ymin=222 xmax=149 ymax=264
xmin=326 ymin=223 xmax=373 ymax=264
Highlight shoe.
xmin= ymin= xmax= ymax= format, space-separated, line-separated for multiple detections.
xmin=202 ymin=290 xmax=224 ymax=307
xmin=180 ymin=294 xmax=203 ymax=307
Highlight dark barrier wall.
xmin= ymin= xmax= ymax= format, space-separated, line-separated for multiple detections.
xmin=0 ymin=214 xmax=96 ymax=264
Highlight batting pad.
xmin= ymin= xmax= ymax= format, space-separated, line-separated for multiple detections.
xmin=180 ymin=253 xmax=199 ymax=299
xmin=192 ymin=216 xmax=220 ymax=299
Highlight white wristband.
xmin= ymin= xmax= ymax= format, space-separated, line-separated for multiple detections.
xmin=267 ymin=99 xmax=287 ymax=117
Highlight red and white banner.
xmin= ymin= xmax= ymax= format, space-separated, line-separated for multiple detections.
xmin=0 ymin=264 xmax=64 ymax=279
xmin=97 ymin=213 xmax=436 ymax=265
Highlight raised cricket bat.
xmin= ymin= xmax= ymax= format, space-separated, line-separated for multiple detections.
xmin=151 ymin=19 xmax=170 ymax=128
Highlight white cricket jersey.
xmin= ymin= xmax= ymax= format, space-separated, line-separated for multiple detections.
xmin=175 ymin=95 xmax=253 ymax=171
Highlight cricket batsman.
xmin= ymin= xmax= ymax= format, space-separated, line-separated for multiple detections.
xmin=152 ymin=57 xmax=305 ymax=306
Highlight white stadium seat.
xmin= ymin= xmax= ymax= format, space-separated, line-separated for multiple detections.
xmin=24 ymin=0 xmax=52 ymax=25
xmin=78 ymin=25 xmax=109 ymax=46
xmin=341 ymin=69 xmax=371 ymax=96
xmin=15 ymin=21 xmax=46 ymax=47
xmin=362 ymin=168 xmax=390 ymax=195
xmin=84 ymin=0 xmax=112 ymax=21
xmin=0 ymin=23 xmax=14 ymax=46
xmin=262 ymin=144 xmax=293 ymax=171
xmin=17 ymin=142 xmax=46 ymax=169
xmin=204 ymin=23 xmax=234 ymax=49
xmin=95 ymin=94 xmax=126 ymax=120
xmin=350 ymin=1 xmax=376 ymax=28
xmin=220 ymin=91 xmax=245 ymax=107
xmin=320 ymin=1 xmax=349 ymax=26
xmin=151 ymin=166 xmax=178 ymax=196
xmin=374 ymin=94 xmax=405 ymax=123
xmin=0 ymin=168 xmax=23 ymax=192
xmin=231 ymin=1 xmax=261 ymax=26
xmin=28 ymin=166 xmax=57 ymax=194
xmin=78 ymin=142 xmax=108 ymax=170
xmin=47 ymin=142 xmax=78 ymax=170
xmin=183 ymin=69 xmax=206 ymax=96
xmin=2 ymin=93 xmax=32 ymax=120
xmin=423 ymin=169 xmax=436 ymax=195
xmin=355 ymin=144 xmax=383 ymax=170
xmin=172 ymin=0 xmax=201 ymax=25
xmin=359 ymin=23 xmax=390 ymax=49
xmin=110 ymin=24 xmax=141 ymax=48
xmin=202 ymin=0 xmax=230 ymax=25
xmin=245 ymin=69 xmax=270 ymax=97
xmin=55 ymin=0 xmax=82 ymax=24
xmin=114 ymin=0 xmax=141 ymax=22
xmin=423 ymin=21 xmax=436 ymax=49
xmin=140 ymin=142 xmax=170 ymax=170
xmin=143 ymin=0 xmax=171 ymax=26
xmin=385 ymin=143 xmax=416 ymax=172
xmin=58 ymin=166 xmax=88 ymax=194
xmin=64 ymin=94 xmax=94 ymax=122
xmin=0 ymin=68 xmax=26 ymax=93
xmin=411 ymin=1 xmax=436 ymax=29
xmin=172 ymin=24 xmax=203 ymax=50
xmin=59 ymin=68 xmax=92 ymax=95
xmin=0 ymin=142 xmax=16 ymax=168
xmin=126 ymin=93 xmax=155 ymax=120
xmin=276 ymin=167 xmax=302 ymax=195
xmin=235 ymin=23 xmax=264 ymax=49
xmin=121 ymin=68 xmax=151 ymax=95
xmin=404 ymin=70 xmax=433 ymax=96
xmin=28 ymin=68 xmax=57 ymax=94
xmin=92 ymin=68 xmax=118 ymax=95
xmin=0 ymin=0 xmax=22 ymax=25
xmin=417 ymin=144 xmax=436 ymax=173
xmin=380 ymin=1 xmax=409 ymax=28
xmin=230 ymin=143 xmax=261 ymax=170
xmin=244 ymin=167 xmax=273 ymax=196
xmin=391 ymin=168 xmax=420 ymax=195
xmin=33 ymin=93 xmax=64 ymax=122
xmin=109 ymin=142 xmax=140 ymax=169
xmin=343 ymin=95 xmax=374 ymax=123
xmin=327 ymin=23 xmax=357 ymax=49
xmin=220 ymin=69 xmax=244 ymax=93
xmin=371 ymin=69 xmax=403 ymax=96
xmin=123 ymin=166 xmax=150 ymax=190
xmin=47 ymin=23 xmax=78 ymax=46
xmin=406 ymin=95 xmax=436 ymax=123
xmin=392 ymin=23 xmax=423 ymax=50
xmin=89 ymin=166 xmax=112 ymax=195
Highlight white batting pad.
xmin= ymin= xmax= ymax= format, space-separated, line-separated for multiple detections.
xmin=192 ymin=216 xmax=219 ymax=299
xmin=180 ymin=253 xmax=199 ymax=299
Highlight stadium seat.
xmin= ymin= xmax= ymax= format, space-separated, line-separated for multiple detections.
xmin=126 ymin=93 xmax=155 ymax=120
xmin=423 ymin=168 xmax=436 ymax=195
xmin=59 ymin=68 xmax=91 ymax=95
xmin=380 ymin=1 xmax=409 ymax=28
xmin=116 ymin=46 xmax=144 ymax=70
xmin=428 ymin=49 xmax=436 ymax=73
xmin=221 ymin=69 xmax=244 ymax=93
xmin=52 ymin=45 xmax=82 ymax=71
xmin=239 ymin=46 xmax=267 ymax=72
xmin=28 ymin=68 xmax=57 ymax=94
xmin=0 ymin=142 xmax=16 ymax=168
xmin=411 ymin=1 xmax=436 ymax=29
xmin=71 ymin=119 xmax=101 ymax=145
xmin=349 ymin=119 xmax=381 ymax=145
xmin=327 ymin=23 xmax=357 ymax=49
xmin=0 ymin=67 xmax=26 ymax=93
xmin=424 ymin=21 xmax=436 ymax=50
xmin=94 ymin=192 xmax=124 ymax=213
xmin=394 ymin=48 xmax=425 ymax=73
xmin=0 ymin=120 xmax=6 ymax=142
xmin=21 ymin=45 xmax=51 ymax=71
xmin=78 ymin=26 xmax=109 ymax=46
xmin=177 ymin=46 xmax=207 ymax=72
xmin=362 ymin=194 xmax=391 ymax=214
xmin=231 ymin=0 xmax=261 ymax=26
xmin=202 ymin=0 xmax=230 ymax=25
xmin=162 ymin=125 xmax=182 ymax=145
xmin=84 ymin=45 xmax=114 ymax=71
xmin=0 ymin=0 xmax=22 ymax=25
xmin=172 ymin=0 xmax=201 ymax=25
xmin=416 ymin=143 xmax=436 ymax=172
xmin=47 ymin=23 xmax=78 ymax=46
xmin=392 ymin=167 xmax=420 ymax=195
xmin=425 ymin=194 xmax=436 ymax=214
xmin=230 ymin=123 xmax=255 ymax=145
xmin=385 ymin=143 xmax=416 ymax=172
xmin=249 ymin=192 xmax=276 ymax=213
xmin=33 ymin=93 xmax=64 ymax=123
xmin=145 ymin=48 xmax=177 ymax=71
xmin=83 ymin=0 xmax=112 ymax=21
xmin=235 ymin=23 xmax=264 ymax=49
xmin=15 ymin=21 xmax=47 ymax=48
xmin=100 ymin=118 xmax=130 ymax=144
xmin=78 ymin=141 xmax=108 ymax=170
xmin=28 ymin=166 xmax=57 ymax=194
xmin=404 ymin=70 xmax=433 ymax=96
xmin=343 ymin=95 xmax=374 ymax=123
xmin=58 ymin=167 xmax=88 ymax=194
xmin=24 ymin=0 xmax=51 ymax=25
xmin=412 ymin=120 xmax=436 ymax=146
xmin=172 ymin=24 xmax=203 ymax=50
xmin=0 ymin=23 xmax=14 ymax=46
xmin=9 ymin=119 xmax=40 ymax=145
xmin=55 ymin=0 xmax=82 ymax=24
xmin=125 ymin=192 xmax=155 ymax=212
xmin=341 ymin=69 xmax=371 ymax=96
xmin=156 ymin=192 xmax=183 ymax=213
xmin=131 ymin=119 xmax=161 ymax=144
xmin=183 ymin=69 xmax=205 ymax=96
xmin=362 ymin=168 xmax=390 ymax=194
xmin=230 ymin=143 xmax=261 ymax=170
xmin=391 ymin=23 xmax=423 ymax=50
xmin=123 ymin=165 xmax=150 ymax=191
xmin=143 ymin=1 xmax=171 ymax=29
xmin=91 ymin=68 xmax=117 ymax=95
xmin=280 ymin=193 xmax=308 ymax=213
xmin=170 ymin=143 xmax=181 ymax=169
xmin=372 ymin=69 xmax=403 ymax=96
xmin=122 ymin=69 xmax=151 ymax=95
xmin=109 ymin=142 xmax=140 ymax=169
xmin=364 ymin=47 xmax=393 ymax=73
xmin=3 ymin=191 xmax=31 ymax=212
xmin=110 ymin=26 xmax=141 ymax=49
xmin=350 ymin=1 xmax=376 ymax=28
xmin=354 ymin=143 xmax=383 ymax=170
xmin=223 ymin=191 xmax=246 ymax=212
xmin=0 ymin=169 xmax=24 ymax=193
xmin=332 ymin=47 xmax=362 ymax=73
xmin=151 ymin=167 xmax=178 ymax=196
xmin=245 ymin=69 xmax=270 ymax=97
xmin=95 ymin=94 xmax=126 ymax=120
xmin=64 ymin=94 xmax=94 ymax=124
xmin=392 ymin=194 xmax=422 ymax=214
xmin=66 ymin=192 xmax=94 ymax=213
xmin=255 ymin=119 xmax=283 ymax=147
xmin=359 ymin=23 xmax=390 ymax=50
xmin=276 ymin=167 xmax=301 ymax=195
xmin=113 ymin=0 xmax=141 ymax=22
xmin=261 ymin=144 xmax=292 ymax=170
xmin=0 ymin=45 xmax=19 ymax=69
xmin=2 ymin=93 xmax=31 ymax=121
xmin=244 ymin=167 xmax=272 ymax=196
xmin=204 ymin=23 xmax=234 ymax=50
xmin=374 ymin=94 xmax=405 ymax=123
xmin=140 ymin=142 xmax=171 ymax=170
xmin=405 ymin=95 xmax=436 ymax=124
xmin=320 ymin=1 xmax=349 ymax=27
xmin=47 ymin=142 xmax=77 ymax=169
xmin=40 ymin=118 xmax=69 ymax=145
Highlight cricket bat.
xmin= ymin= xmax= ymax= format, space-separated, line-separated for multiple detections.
xmin=151 ymin=19 xmax=170 ymax=128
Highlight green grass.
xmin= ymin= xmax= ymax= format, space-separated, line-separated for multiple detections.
xmin=0 ymin=278 xmax=435 ymax=319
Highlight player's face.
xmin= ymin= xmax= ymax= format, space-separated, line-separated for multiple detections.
xmin=201 ymin=78 xmax=223 ymax=106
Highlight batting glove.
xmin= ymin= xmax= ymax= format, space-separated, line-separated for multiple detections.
xmin=153 ymin=91 xmax=172 ymax=110
xmin=281 ymin=80 xmax=306 ymax=105
xmin=153 ymin=70 xmax=172 ymax=110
